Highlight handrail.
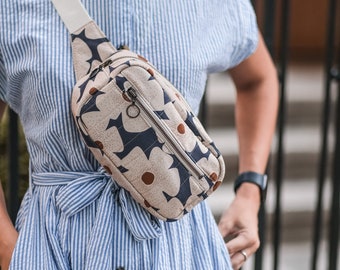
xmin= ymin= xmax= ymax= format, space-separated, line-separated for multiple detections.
xmin=329 ymin=65 xmax=340 ymax=270
xmin=311 ymin=0 xmax=339 ymax=269
xmin=7 ymin=109 xmax=20 ymax=223
xmin=261 ymin=0 xmax=291 ymax=269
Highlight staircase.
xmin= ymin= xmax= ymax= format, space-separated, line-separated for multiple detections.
xmin=205 ymin=62 xmax=339 ymax=270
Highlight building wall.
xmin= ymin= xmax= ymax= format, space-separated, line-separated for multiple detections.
xmin=255 ymin=0 xmax=329 ymax=61
xmin=290 ymin=0 xmax=328 ymax=60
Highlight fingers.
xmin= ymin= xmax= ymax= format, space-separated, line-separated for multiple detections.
xmin=218 ymin=195 xmax=261 ymax=269
xmin=226 ymin=231 xmax=259 ymax=255
xmin=230 ymin=249 xmax=249 ymax=270
xmin=218 ymin=219 xmax=233 ymax=238
xmin=226 ymin=232 xmax=260 ymax=270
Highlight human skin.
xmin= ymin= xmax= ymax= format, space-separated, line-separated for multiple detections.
xmin=0 ymin=100 xmax=18 ymax=270
xmin=0 ymin=32 xmax=278 ymax=270
xmin=218 ymin=33 xmax=279 ymax=270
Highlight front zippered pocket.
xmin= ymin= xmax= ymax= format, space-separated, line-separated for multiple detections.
xmin=125 ymin=87 xmax=206 ymax=181
xmin=88 ymin=51 xmax=153 ymax=80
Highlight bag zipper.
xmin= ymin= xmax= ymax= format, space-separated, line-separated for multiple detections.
xmin=88 ymin=51 xmax=147 ymax=80
xmin=126 ymin=87 xmax=205 ymax=180
xmin=89 ymin=58 xmax=114 ymax=79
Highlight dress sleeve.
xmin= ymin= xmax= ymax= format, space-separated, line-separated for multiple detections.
xmin=229 ymin=0 xmax=259 ymax=68
xmin=0 ymin=50 xmax=7 ymax=102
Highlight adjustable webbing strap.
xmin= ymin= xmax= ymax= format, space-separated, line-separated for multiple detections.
xmin=50 ymin=0 xmax=92 ymax=34
xmin=50 ymin=0 xmax=117 ymax=79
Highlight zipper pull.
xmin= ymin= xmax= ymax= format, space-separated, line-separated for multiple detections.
xmin=89 ymin=59 xmax=113 ymax=79
xmin=101 ymin=59 xmax=113 ymax=68
xmin=127 ymin=88 xmax=137 ymax=101
xmin=89 ymin=67 xmax=101 ymax=79
xmin=126 ymin=88 xmax=140 ymax=118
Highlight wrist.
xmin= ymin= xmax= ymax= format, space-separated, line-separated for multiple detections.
xmin=235 ymin=182 xmax=261 ymax=204
xmin=234 ymin=171 xmax=268 ymax=204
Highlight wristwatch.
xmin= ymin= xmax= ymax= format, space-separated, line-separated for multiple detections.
xmin=234 ymin=171 xmax=268 ymax=203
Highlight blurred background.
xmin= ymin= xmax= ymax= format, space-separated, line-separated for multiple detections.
xmin=0 ymin=0 xmax=339 ymax=269
xmin=205 ymin=0 xmax=340 ymax=269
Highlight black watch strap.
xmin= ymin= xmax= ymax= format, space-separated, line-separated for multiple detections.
xmin=234 ymin=171 xmax=268 ymax=203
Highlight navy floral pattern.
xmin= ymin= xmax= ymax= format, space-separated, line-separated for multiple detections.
xmin=71 ymin=22 xmax=225 ymax=221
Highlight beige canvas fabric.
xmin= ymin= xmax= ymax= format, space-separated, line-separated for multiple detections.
xmin=55 ymin=15 xmax=225 ymax=220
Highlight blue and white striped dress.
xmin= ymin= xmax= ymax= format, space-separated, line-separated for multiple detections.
xmin=0 ymin=1 xmax=258 ymax=269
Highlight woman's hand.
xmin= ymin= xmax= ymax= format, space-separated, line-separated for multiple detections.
xmin=220 ymin=33 xmax=278 ymax=269
xmin=218 ymin=183 xmax=261 ymax=270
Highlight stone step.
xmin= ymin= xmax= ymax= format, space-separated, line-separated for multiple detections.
xmin=220 ymin=151 xmax=331 ymax=183
xmin=204 ymin=100 xmax=328 ymax=128
xmin=207 ymin=179 xmax=332 ymax=242
xmin=202 ymin=62 xmax=331 ymax=180
xmin=242 ymin=239 xmax=338 ymax=270
xmin=204 ymin=63 xmax=330 ymax=128
xmin=207 ymin=179 xmax=331 ymax=217
xmin=206 ymin=63 xmax=324 ymax=105
xmin=203 ymin=63 xmax=340 ymax=270
xmin=208 ymin=125 xmax=334 ymax=181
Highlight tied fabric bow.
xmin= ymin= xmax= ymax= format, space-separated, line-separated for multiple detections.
xmin=32 ymin=169 xmax=162 ymax=241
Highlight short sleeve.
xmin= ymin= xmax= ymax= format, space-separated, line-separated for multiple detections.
xmin=0 ymin=50 xmax=7 ymax=102
xmin=229 ymin=0 xmax=259 ymax=68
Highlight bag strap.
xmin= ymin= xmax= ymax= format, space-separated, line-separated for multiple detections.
xmin=50 ymin=0 xmax=91 ymax=34
xmin=51 ymin=0 xmax=117 ymax=80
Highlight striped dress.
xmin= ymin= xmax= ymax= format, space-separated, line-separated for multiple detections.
xmin=0 ymin=1 xmax=258 ymax=269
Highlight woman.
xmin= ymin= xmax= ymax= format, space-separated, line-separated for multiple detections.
xmin=0 ymin=1 xmax=278 ymax=269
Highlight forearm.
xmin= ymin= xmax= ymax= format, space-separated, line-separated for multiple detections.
xmin=0 ymin=186 xmax=17 ymax=227
xmin=0 ymin=100 xmax=18 ymax=266
xmin=0 ymin=101 xmax=14 ymax=239
xmin=234 ymin=76 xmax=278 ymax=206
xmin=0 ymin=184 xmax=17 ymax=256
xmin=235 ymin=76 xmax=278 ymax=174
xmin=229 ymin=34 xmax=279 ymax=205
xmin=218 ymin=34 xmax=278 ymax=269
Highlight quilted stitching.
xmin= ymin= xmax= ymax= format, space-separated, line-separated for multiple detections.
xmin=70 ymin=21 xmax=225 ymax=221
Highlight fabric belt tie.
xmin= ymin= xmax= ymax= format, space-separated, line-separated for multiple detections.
xmin=31 ymin=169 xmax=162 ymax=241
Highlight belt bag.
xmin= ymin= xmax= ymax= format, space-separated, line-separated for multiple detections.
xmin=51 ymin=0 xmax=225 ymax=221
